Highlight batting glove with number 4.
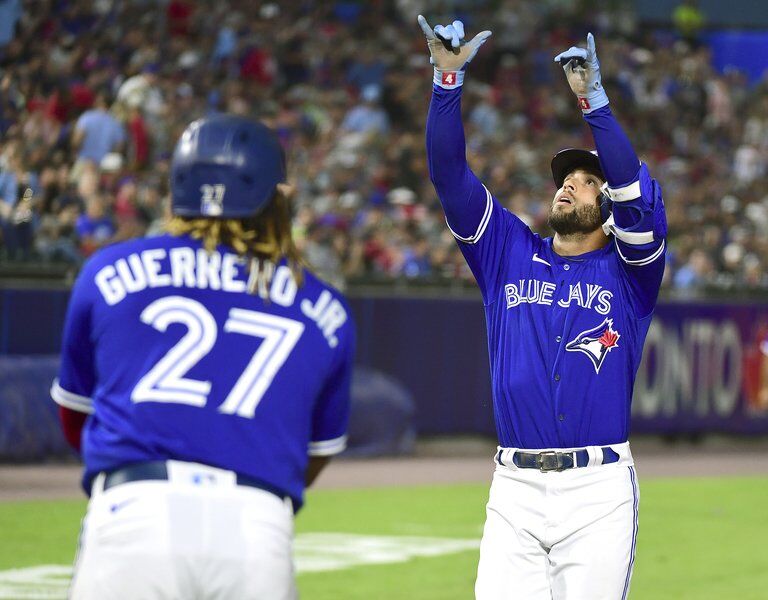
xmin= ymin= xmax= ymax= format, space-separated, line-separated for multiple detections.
xmin=418 ymin=15 xmax=491 ymax=90
xmin=553 ymin=33 xmax=609 ymax=113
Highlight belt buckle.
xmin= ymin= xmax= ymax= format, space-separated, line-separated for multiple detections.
xmin=536 ymin=451 xmax=564 ymax=472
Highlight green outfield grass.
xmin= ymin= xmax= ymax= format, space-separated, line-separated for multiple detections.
xmin=0 ymin=477 xmax=767 ymax=599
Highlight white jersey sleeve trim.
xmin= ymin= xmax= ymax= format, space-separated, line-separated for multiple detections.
xmin=309 ymin=434 xmax=347 ymax=456
xmin=615 ymin=238 xmax=665 ymax=267
xmin=51 ymin=379 xmax=94 ymax=414
xmin=446 ymin=185 xmax=493 ymax=244
xmin=604 ymin=215 xmax=656 ymax=245
xmin=602 ymin=180 xmax=641 ymax=203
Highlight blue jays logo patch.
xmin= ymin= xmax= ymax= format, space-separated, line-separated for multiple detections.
xmin=565 ymin=318 xmax=621 ymax=373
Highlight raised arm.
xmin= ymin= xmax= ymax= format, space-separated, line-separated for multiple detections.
xmin=419 ymin=16 xmax=493 ymax=241
xmin=555 ymin=34 xmax=667 ymax=318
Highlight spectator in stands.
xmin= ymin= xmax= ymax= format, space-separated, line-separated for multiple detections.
xmin=673 ymin=248 xmax=714 ymax=290
xmin=402 ymin=238 xmax=432 ymax=278
xmin=0 ymin=0 xmax=21 ymax=49
xmin=71 ymin=92 xmax=125 ymax=171
xmin=36 ymin=200 xmax=80 ymax=263
xmin=167 ymin=0 xmax=194 ymax=37
xmin=0 ymin=0 xmax=765 ymax=295
xmin=98 ymin=153 xmax=125 ymax=195
xmin=0 ymin=152 xmax=18 ymax=213
xmin=469 ymin=86 xmax=502 ymax=138
xmin=75 ymin=195 xmax=114 ymax=257
xmin=35 ymin=165 xmax=81 ymax=264
xmin=346 ymin=46 xmax=388 ymax=92
xmin=125 ymin=104 xmax=150 ymax=171
xmin=212 ymin=15 xmax=239 ymax=65
xmin=117 ymin=64 xmax=163 ymax=119
xmin=0 ymin=144 xmax=38 ymax=258
xmin=341 ymin=85 xmax=389 ymax=135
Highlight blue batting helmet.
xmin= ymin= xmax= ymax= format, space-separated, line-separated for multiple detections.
xmin=171 ymin=114 xmax=286 ymax=218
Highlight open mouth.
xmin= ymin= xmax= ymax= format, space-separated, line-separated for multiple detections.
xmin=556 ymin=195 xmax=573 ymax=206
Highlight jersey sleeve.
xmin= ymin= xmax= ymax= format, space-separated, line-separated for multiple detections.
xmin=309 ymin=314 xmax=355 ymax=457
xmin=51 ymin=262 xmax=98 ymax=414
xmin=585 ymin=106 xmax=666 ymax=319
xmin=426 ymin=85 xmax=534 ymax=303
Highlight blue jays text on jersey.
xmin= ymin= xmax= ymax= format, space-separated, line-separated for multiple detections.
xmin=504 ymin=278 xmax=614 ymax=315
xmin=426 ymin=86 xmax=666 ymax=450
xmin=51 ymin=233 xmax=355 ymax=509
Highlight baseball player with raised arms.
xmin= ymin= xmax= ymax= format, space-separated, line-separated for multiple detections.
xmin=51 ymin=115 xmax=354 ymax=599
xmin=419 ymin=16 xmax=666 ymax=600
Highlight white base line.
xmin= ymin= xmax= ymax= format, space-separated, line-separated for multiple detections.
xmin=0 ymin=534 xmax=480 ymax=599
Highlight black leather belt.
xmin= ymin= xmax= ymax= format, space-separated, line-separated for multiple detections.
xmin=102 ymin=461 xmax=290 ymax=502
xmin=497 ymin=447 xmax=620 ymax=472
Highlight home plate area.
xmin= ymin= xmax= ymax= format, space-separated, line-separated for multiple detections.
xmin=0 ymin=534 xmax=479 ymax=599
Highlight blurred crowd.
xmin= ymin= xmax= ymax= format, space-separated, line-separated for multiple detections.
xmin=0 ymin=0 xmax=766 ymax=293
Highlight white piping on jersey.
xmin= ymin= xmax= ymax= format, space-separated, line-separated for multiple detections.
xmin=602 ymin=214 xmax=655 ymax=245
xmin=308 ymin=434 xmax=348 ymax=456
xmin=614 ymin=238 xmax=665 ymax=266
xmin=446 ymin=185 xmax=493 ymax=244
xmin=50 ymin=379 xmax=94 ymax=414
xmin=601 ymin=180 xmax=641 ymax=203
xmin=621 ymin=466 xmax=640 ymax=600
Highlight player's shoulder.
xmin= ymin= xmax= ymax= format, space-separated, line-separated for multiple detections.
xmin=497 ymin=202 xmax=540 ymax=243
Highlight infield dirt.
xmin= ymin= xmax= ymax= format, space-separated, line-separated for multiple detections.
xmin=1 ymin=435 xmax=766 ymax=501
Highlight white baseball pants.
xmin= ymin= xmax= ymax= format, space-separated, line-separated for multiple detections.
xmin=69 ymin=461 xmax=296 ymax=600
xmin=475 ymin=442 xmax=639 ymax=600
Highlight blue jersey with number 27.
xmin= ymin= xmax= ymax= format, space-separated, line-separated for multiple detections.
xmin=52 ymin=233 xmax=355 ymax=509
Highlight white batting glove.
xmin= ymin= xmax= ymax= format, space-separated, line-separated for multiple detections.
xmin=553 ymin=33 xmax=609 ymax=113
xmin=418 ymin=15 xmax=492 ymax=90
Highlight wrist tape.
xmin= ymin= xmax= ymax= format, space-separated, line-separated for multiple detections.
xmin=433 ymin=68 xmax=464 ymax=90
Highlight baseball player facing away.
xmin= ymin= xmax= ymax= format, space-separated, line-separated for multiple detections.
xmin=419 ymin=17 xmax=666 ymax=600
xmin=51 ymin=115 xmax=355 ymax=600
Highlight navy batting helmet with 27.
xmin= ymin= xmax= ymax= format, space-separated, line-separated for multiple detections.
xmin=171 ymin=114 xmax=286 ymax=218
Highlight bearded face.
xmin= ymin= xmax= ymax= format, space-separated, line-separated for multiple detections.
xmin=547 ymin=169 xmax=604 ymax=236
xmin=547 ymin=198 xmax=602 ymax=235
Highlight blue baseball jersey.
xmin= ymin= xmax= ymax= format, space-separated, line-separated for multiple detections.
xmin=52 ymin=233 xmax=355 ymax=509
xmin=426 ymin=86 xmax=666 ymax=449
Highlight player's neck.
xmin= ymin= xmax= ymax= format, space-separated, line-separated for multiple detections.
xmin=552 ymin=229 xmax=610 ymax=257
